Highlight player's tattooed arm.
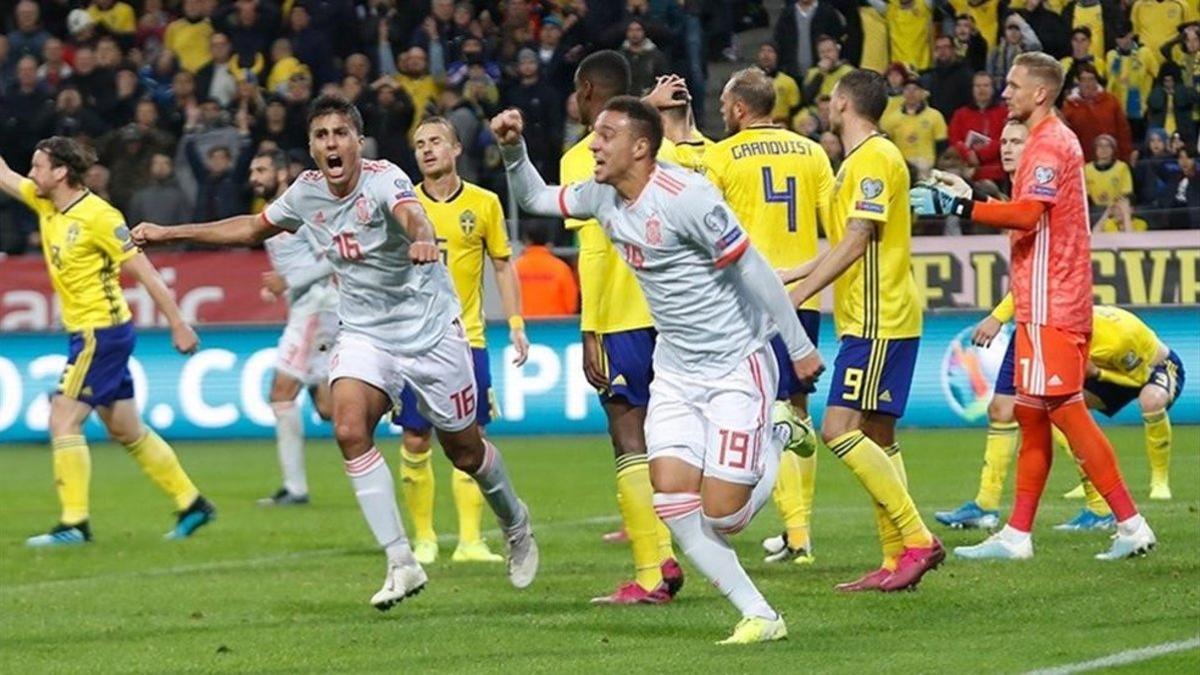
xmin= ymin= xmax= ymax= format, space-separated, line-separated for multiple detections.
xmin=788 ymin=217 xmax=874 ymax=307
xmin=131 ymin=214 xmax=282 ymax=247
xmin=392 ymin=202 xmax=439 ymax=263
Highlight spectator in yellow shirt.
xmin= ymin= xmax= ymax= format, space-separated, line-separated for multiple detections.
xmin=803 ymin=35 xmax=855 ymax=105
xmin=164 ymin=0 xmax=215 ymax=74
xmin=1132 ymin=0 xmax=1196 ymax=55
xmin=881 ymin=76 xmax=948 ymax=176
xmin=87 ymin=0 xmax=136 ymax=39
xmin=1085 ymin=135 xmax=1146 ymax=231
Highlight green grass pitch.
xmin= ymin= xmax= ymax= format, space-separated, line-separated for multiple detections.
xmin=2 ymin=427 xmax=1198 ymax=673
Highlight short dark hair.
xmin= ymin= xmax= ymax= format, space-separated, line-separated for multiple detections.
xmin=523 ymin=220 xmax=551 ymax=246
xmin=34 ymin=136 xmax=96 ymax=187
xmin=599 ymin=95 xmax=663 ymax=157
xmin=834 ymin=69 xmax=888 ymax=123
xmin=726 ymin=67 xmax=776 ymax=117
xmin=307 ymin=93 xmax=364 ymax=135
xmin=208 ymin=145 xmax=232 ymax=160
xmin=576 ymin=50 xmax=631 ymax=97
xmin=416 ymin=115 xmax=461 ymax=144
xmin=1072 ymin=26 xmax=1092 ymax=40
xmin=254 ymin=147 xmax=288 ymax=170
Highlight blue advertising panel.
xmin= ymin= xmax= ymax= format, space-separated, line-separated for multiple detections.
xmin=1 ymin=309 xmax=1196 ymax=443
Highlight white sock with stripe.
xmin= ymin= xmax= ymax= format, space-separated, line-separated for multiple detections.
xmin=653 ymin=492 xmax=775 ymax=620
xmin=344 ymin=448 xmax=415 ymax=566
xmin=271 ymin=401 xmax=308 ymax=496
xmin=471 ymin=440 xmax=527 ymax=533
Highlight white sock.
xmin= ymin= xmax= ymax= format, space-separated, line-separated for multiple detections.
xmin=1117 ymin=513 xmax=1146 ymax=537
xmin=999 ymin=524 xmax=1031 ymax=545
xmin=471 ymin=440 xmax=527 ymax=532
xmin=653 ymin=492 xmax=776 ymax=620
xmin=344 ymin=447 xmax=414 ymax=566
xmin=271 ymin=401 xmax=308 ymax=496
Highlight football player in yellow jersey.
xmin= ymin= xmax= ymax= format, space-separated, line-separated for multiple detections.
xmin=564 ymin=50 xmax=684 ymax=604
xmin=392 ymin=117 xmax=530 ymax=565
xmin=699 ymin=67 xmax=834 ymax=566
xmin=942 ymin=300 xmax=1185 ymax=532
xmin=783 ymin=70 xmax=942 ymax=592
xmin=0 ymin=137 xmax=215 ymax=547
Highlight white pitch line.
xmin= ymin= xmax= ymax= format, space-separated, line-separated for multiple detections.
xmin=1025 ymin=636 xmax=1200 ymax=675
xmin=1 ymin=515 xmax=622 ymax=594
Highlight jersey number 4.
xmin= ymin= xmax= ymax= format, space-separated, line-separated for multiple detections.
xmin=332 ymin=232 xmax=364 ymax=261
xmin=761 ymin=167 xmax=798 ymax=232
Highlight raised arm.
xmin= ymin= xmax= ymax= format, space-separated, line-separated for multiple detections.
xmin=0 ymin=153 xmax=25 ymax=201
xmin=492 ymin=109 xmax=592 ymax=219
xmin=121 ymin=252 xmax=200 ymax=355
xmin=131 ymin=213 xmax=282 ymax=247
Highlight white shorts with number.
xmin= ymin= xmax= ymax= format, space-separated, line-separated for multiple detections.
xmin=328 ymin=320 xmax=478 ymax=432
xmin=276 ymin=310 xmax=340 ymax=386
xmin=645 ymin=343 xmax=779 ymax=486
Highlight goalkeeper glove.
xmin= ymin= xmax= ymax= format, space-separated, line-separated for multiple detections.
xmin=910 ymin=184 xmax=974 ymax=218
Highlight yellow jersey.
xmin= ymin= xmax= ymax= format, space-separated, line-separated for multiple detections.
xmin=18 ymin=179 xmax=136 ymax=332
xmin=703 ymin=125 xmax=834 ymax=311
xmin=672 ymin=130 xmax=712 ymax=173
xmin=417 ymin=180 xmax=510 ymax=349
xmin=396 ymin=74 xmax=442 ymax=137
xmin=859 ymin=6 xmax=890 ymax=73
xmin=803 ymin=63 xmax=855 ymax=101
xmin=87 ymin=2 xmax=137 ymax=34
xmin=881 ymin=104 xmax=947 ymax=169
xmin=887 ymin=0 xmax=933 ymax=70
xmin=770 ymin=71 xmax=802 ymax=123
xmin=951 ymin=0 xmax=1002 ymax=50
xmin=164 ymin=16 xmax=214 ymax=73
xmin=1131 ymin=0 xmax=1195 ymax=55
xmin=1084 ymin=160 xmax=1133 ymax=207
xmin=1090 ymin=305 xmax=1165 ymax=388
xmin=562 ymin=132 xmax=678 ymax=334
xmin=827 ymin=134 xmax=922 ymax=339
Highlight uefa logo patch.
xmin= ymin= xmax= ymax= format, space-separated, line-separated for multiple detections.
xmin=940 ymin=323 xmax=1015 ymax=422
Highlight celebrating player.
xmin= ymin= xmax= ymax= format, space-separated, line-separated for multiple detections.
xmin=692 ymin=67 xmax=834 ymax=565
xmin=132 ymin=94 xmax=539 ymax=608
xmin=395 ymin=116 xmax=530 ymax=565
xmin=0 ymin=137 xmax=216 ymax=546
xmin=494 ymin=98 xmax=824 ymax=644
xmin=911 ymin=53 xmax=1156 ymax=561
xmin=565 ymin=51 xmax=684 ymax=605
xmin=252 ymin=148 xmax=338 ymax=506
xmin=783 ymin=69 xmax=944 ymax=592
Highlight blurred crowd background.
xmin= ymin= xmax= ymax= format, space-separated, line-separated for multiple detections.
xmin=1 ymin=1 xmax=1197 ymax=279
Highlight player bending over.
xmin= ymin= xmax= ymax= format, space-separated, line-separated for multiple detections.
xmin=252 ymin=148 xmax=337 ymax=506
xmin=494 ymin=98 xmax=823 ymax=644
xmin=782 ymin=69 xmax=943 ymax=593
xmin=0 ymin=137 xmax=215 ymax=546
xmin=911 ymin=52 xmax=1155 ymax=561
xmin=394 ymin=116 xmax=529 ymax=565
xmin=132 ymin=94 xmax=538 ymax=609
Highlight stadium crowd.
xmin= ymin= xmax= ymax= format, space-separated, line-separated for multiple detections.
xmin=1 ymin=0 xmax=1197 ymax=256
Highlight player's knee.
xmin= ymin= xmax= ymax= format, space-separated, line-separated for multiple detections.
xmin=988 ymin=396 xmax=1015 ymax=424
xmin=333 ymin=421 xmax=372 ymax=455
xmin=820 ymin=417 xmax=853 ymax=446
xmin=402 ymin=431 xmax=432 ymax=456
xmin=701 ymin=499 xmax=752 ymax=535
xmin=269 ymin=376 xmax=300 ymax=403
xmin=610 ymin=427 xmax=647 ymax=458
xmin=48 ymin=397 xmax=81 ymax=437
xmin=106 ymin=420 xmax=143 ymax=446
xmin=439 ymin=428 xmax=484 ymax=473
xmin=1138 ymin=388 xmax=1168 ymax=414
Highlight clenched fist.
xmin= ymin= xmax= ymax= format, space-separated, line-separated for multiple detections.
xmin=490 ymin=109 xmax=525 ymax=145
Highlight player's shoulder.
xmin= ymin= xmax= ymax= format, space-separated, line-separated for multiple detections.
xmin=655 ymin=162 xmax=715 ymax=196
xmin=850 ymin=135 xmax=905 ymax=172
xmin=459 ymin=180 xmax=500 ymax=203
xmin=78 ymin=191 xmax=124 ymax=225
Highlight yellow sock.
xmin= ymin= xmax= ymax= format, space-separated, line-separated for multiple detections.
xmin=1080 ymin=474 xmax=1112 ymax=516
xmin=615 ymin=453 xmax=664 ymax=591
xmin=797 ymin=415 xmax=817 ymax=544
xmin=875 ymin=443 xmax=909 ymax=569
xmin=451 ymin=468 xmax=484 ymax=545
xmin=1143 ymin=410 xmax=1171 ymax=486
xmin=52 ymin=435 xmax=90 ymax=525
xmin=830 ymin=431 xmax=932 ymax=552
xmin=400 ymin=448 xmax=436 ymax=542
xmin=771 ymin=452 xmax=809 ymax=548
xmin=975 ymin=421 xmax=1019 ymax=511
xmin=125 ymin=429 xmax=199 ymax=511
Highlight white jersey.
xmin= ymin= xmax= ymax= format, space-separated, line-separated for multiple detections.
xmin=263 ymin=227 xmax=338 ymax=315
xmin=263 ymin=159 xmax=460 ymax=355
xmin=559 ymin=163 xmax=775 ymax=378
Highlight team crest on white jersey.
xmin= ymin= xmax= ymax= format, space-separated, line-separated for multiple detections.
xmin=354 ymin=194 xmax=372 ymax=225
xmin=645 ymin=216 xmax=662 ymax=246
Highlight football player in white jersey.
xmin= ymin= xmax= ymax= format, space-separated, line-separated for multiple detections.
xmin=250 ymin=148 xmax=338 ymax=506
xmin=132 ymin=94 xmax=538 ymax=611
xmin=492 ymin=99 xmax=824 ymax=645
